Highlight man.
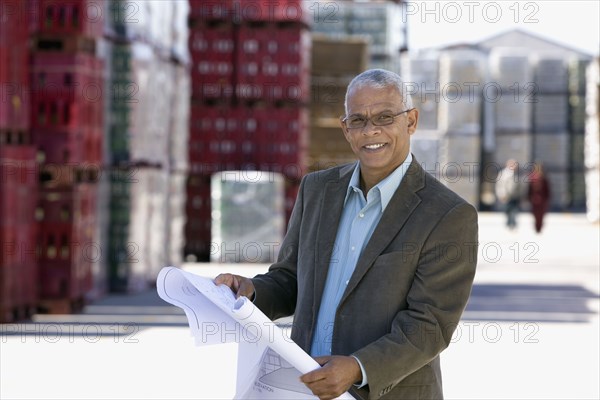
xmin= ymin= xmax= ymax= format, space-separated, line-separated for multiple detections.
xmin=527 ymin=162 xmax=551 ymax=233
xmin=216 ymin=69 xmax=478 ymax=399
xmin=495 ymin=159 xmax=522 ymax=230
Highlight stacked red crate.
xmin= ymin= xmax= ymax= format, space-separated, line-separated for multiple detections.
xmin=235 ymin=23 xmax=276 ymax=100
xmin=190 ymin=105 xmax=284 ymax=173
xmin=190 ymin=0 xmax=308 ymax=24
xmin=189 ymin=22 xmax=235 ymax=101
xmin=276 ymin=25 xmax=311 ymax=103
xmin=189 ymin=0 xmax=235 ymax=21
xmin=0 ymin=0 xmax=31 ymax=132
xmin=0 ymin=145 xmax=39 ymax=322
xmin=273 ymin=0 xmax=309 ymax=24
xmin=37 ymin=184 xmax=97 ymax=304
xmin=253 ymin=105 xmax=279 ymax=167
xmin=35 ymin=0 xmax=104 ymax=38
xmin=273 ymin=107 xmax=308 ymax=178
xmin=186 ymin=1 xmax=309 ymax=259
xmin=235 ymin=23 xmax=309 ymax=104
xmin=237 ymin=106 xmax=265 ymax=168
xmin=190 ymin=104 xmax=234 ymax=170
xmin=0 ymin=0 xmax=37 ymax=322
xmin=30 ymin=52 xmax=104 ymax=165
xmin=29 ymin=1 xmax=104 ymax=309
xmin=190 ymin=105 xmax=308 ymax=175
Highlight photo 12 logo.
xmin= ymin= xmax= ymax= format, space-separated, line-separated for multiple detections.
xmin=1 ymin=323 xmax=140 ymax=344
xmin=401 ymin=1 xmax=540 ymax=24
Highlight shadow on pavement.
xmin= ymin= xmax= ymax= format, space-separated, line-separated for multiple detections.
xmin=3 ymin=283 xmax=599 ymax=339
xmin=0 ymin=289 xmax=187 ymax=338
xmin=464 ymin=283 xmax=600 ymax=323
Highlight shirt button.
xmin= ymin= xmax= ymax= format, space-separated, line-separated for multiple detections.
xmin=359 ymin=213 xmax=365 ymax=218
xmin=351 ymin=246 xmax=355 ymax=251
xmin=345 ymin=280 xmax=349 ymax=285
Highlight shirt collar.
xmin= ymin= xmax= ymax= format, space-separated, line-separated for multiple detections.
xmin=345 ymin=153 xmax=413 ymax=212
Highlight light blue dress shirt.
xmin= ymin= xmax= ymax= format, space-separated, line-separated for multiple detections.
xmin=310 ymin=154 xmax=413 ymax=386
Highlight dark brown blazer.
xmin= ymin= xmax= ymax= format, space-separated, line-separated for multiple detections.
xmin=253 ymin=157 xmax=479 ymax=399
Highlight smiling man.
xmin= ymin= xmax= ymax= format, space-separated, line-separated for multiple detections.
xmin=216 ymin=69 xmax=479 ymax=399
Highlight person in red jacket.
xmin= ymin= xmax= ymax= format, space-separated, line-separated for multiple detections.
xmin=528 ymin=162 xmax=551 ymax=233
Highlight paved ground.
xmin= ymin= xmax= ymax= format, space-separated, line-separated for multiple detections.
xmin=1 ymin=212 xmax=598 ymax=399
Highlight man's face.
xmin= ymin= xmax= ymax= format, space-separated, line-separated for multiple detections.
xmin=341 ymin=85 xmax=419 ymax=180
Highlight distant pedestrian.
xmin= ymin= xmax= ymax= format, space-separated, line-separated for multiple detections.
xmin=528 ymin=163 xmax=551 ymax=233
xmin=495 ymin=159 xmax=522 ymax=230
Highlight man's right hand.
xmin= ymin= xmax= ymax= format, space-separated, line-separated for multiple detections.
xmin=214 ymin=273 xmax=255 ymax=300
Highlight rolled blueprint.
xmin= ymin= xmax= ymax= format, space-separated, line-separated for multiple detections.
xmin=157 ymin=267 xmax=354 ymax=400
xmin=232 ymin=297 xmax=332 ymax=376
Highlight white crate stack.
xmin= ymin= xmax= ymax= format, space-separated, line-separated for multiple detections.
xmin=169 ymin=65 xmax=191 ymax=173
xmin=104 ymin=0 xmax=190 ymax=291
xmin=491 ymin=50 xmax=533 ymax=142
xmin=484 ymin=48 xmax=534 ymax=209
xmin=125 ymin=168 xmax=153 ymax=292
xmin=410 ymin=130 xmax=443 ymax=174
xmin=146 ymin=168 xmax=170 ymax=282
xmin=436 ymin=50 xmax=485 ymax=207
xmin=532 ymin=132 xmax=570 ymax=169
xmin=585 ymin=59 xmax=599 ymax=222
xmin=166 ymin=172 xmax=187 ymax=267
xmin=533 ymin=94 xmax=569 ymax=132
xmin=494 ymin=133 xmax=533 ymax=170
xmin=534 ymin=56 xmax=569 ymax=93
xmin=406 ymin=56 xmax=439 ymax=130
xmin=129 ymin=45 xmax=174 ymax=167
xmin=544 ymin=169 xmax=571 ymax=210
xmin=438 ymin=134 xmax=481 ymax=207
xmin=438 ymin=51 xmax=485 ymax=135
xmin=568 ymin=59 xmax=591 ymax=209
xmin=532 ymin=54 xmax=571 ymax=209
xmin=166 ymin=64 xmax=190 ymax=267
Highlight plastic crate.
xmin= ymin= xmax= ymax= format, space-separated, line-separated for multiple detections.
xmin=533 ymin=132 xmax=570 ymax=169
xmin=36 ymin=0 xmax=104 ymax=37
xmin=0 ymin=20 xmax=30 ymax=129
xmin=33 ymin=128 xmax=85 ymax=165
xmin=37 ymin=183 xmax=98 ymax=301
xmin=0 ymin=145 xmax=38 ymax=226
xmin=38 ymin=184 xmax=97 ymax=223
xmin=533 ymin=94 xmax=569 ymax=132
xmin=189 ymin=23 xmax=235 ymax=100
xmin=30 ymin=53 xmax=104 ymax=132
xmin=189 ymin=0 xmax=235 ymax=21
xmin=534 ymin=57 xmax=568 ymax=94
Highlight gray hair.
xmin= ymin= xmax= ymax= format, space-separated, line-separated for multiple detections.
xmin=344 ymin=69 xmax=414 ymax=115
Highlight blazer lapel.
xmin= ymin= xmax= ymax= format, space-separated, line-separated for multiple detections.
xmin=312 ymin=163 xmax=355 ymax=323
xmin=339 ymin=159 xmax=426 ymax=307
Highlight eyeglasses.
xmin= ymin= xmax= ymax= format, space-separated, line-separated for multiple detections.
xmin=342 ymin=109 xmax=414 ymax=129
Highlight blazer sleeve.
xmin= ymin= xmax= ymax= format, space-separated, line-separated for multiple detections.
xmin=352 ymin=202 xmax=479 ymax=399
xmin=250 ymin=175 xmax=305 ymax=320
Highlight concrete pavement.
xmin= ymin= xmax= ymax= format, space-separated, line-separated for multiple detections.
xmin=443 ymin=212 xmax=599 ymax=400
xmin=1 ymin=212 xmax=598 ymax=399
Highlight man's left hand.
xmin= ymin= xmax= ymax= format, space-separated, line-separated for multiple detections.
xmin=299 ymin=355 xmax=362 ymax=400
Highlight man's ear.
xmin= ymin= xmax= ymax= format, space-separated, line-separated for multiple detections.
xmin=407 ymin=108 xmax=419 ymax=135
xmin=339 ymin=118 xmax=351 ymax=143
